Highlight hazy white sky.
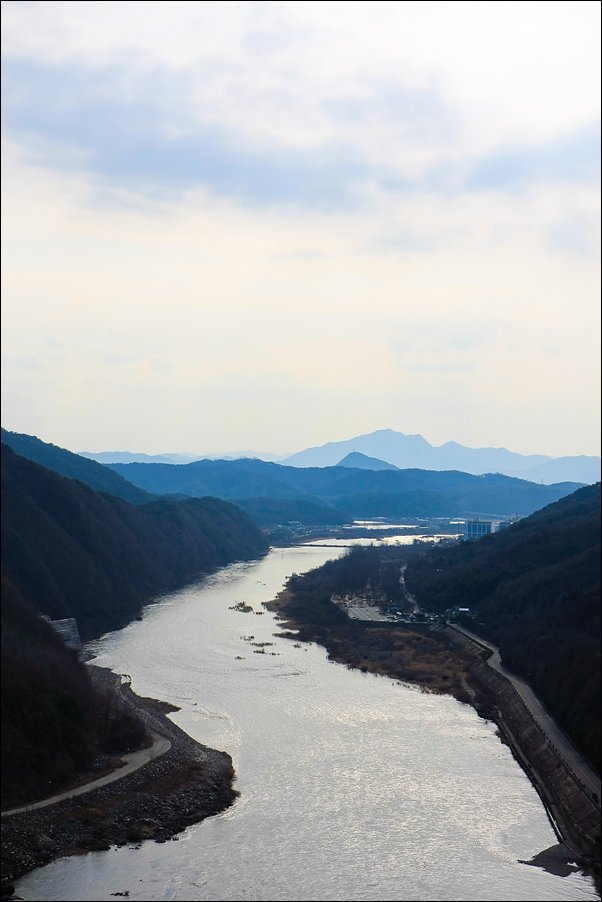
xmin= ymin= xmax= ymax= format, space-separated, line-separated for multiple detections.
xmin=2 ymin=1 xmax=600 ymax=457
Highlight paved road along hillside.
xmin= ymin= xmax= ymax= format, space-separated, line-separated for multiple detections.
xmin=449 ymin=622 xmax=601 ymax=804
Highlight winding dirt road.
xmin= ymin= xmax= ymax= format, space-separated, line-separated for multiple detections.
xmin=1 ymin=731 xmax=171 ymax=818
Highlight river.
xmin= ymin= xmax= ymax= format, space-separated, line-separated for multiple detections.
xmin=16 ymin=546 xmax=597 ymax=901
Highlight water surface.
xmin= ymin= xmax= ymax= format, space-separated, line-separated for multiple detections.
xmin=16 ymin=547 xmax=597 ymax=901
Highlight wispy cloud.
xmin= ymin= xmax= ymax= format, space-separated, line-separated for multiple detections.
xmin=464 ymin=125 xmax=600 ymax=191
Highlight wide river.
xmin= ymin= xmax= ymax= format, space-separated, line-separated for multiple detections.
xmin=16 ymin=547 xmax=597 ymax=901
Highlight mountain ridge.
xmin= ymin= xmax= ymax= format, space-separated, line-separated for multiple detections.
xmin=108 ymin=456 xmax=583 ymax=520
xmin=67 ymin=428 xmax=601 ymax=484
xmin=1 ymin=444 xmax=268 ymax=640
xmin=2 ymin=430 xmax=586 ymax=525
xmin=79 ymin=450 xmax=198 ymax=465
xmin=1 ymin=429 xmax=155 ymax=505
xmin=282 ymin=429 xmax=600 ymax=483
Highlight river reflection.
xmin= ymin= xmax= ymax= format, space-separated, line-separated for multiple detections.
xmin=16 ymin=547 xmax=598 ymax=901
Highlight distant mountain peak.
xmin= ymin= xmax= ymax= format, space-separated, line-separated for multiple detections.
xmin=337 ymin=452 xmax=399 ymax=471
xmin=282 ymin=429 xmax=600 ymax=484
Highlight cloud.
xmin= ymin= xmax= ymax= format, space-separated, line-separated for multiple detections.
xmin=1 ymin=2 xmax=600 ymax=457
xmin=2 ymin=57 xmax=377 ymax=208
xmin=3 ymin=55 xmax=599 ymax=218
xmin=3 ymin=2 xmax=600 ymax=209
xmin=464 ymin=124 xmax=600 ymax=191
xmin=3 ymin=2 xmax=599 ymax=145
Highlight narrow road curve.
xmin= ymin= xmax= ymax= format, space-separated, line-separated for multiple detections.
xmin=448 ymin=622 xmax=601 ymax=804
xmin=400 ymin=564 xmax=419 ymax=614
xmin=1 ymin=732 xmax=171 ymax=818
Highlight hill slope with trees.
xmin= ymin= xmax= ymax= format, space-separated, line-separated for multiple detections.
xmin=1 ymin=429 xmax=154 ymax=505
xmin=1 ymin=580 xmax=147 ymax=808
xmin=1 ymin=431 xmax=584 ymax=525
xmin=405 ymin=483 xmax=601 ymax=770
xmin=1 ymin=445 xmax=268 ymax=808
xmin=108 ymin=456 xmax=581 ymax=519
xmin=1 ymin=445 xmax=268 ymax=639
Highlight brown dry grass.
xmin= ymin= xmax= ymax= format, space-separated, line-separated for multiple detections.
xmin=268 ymin=589 xmax=475 ymax=701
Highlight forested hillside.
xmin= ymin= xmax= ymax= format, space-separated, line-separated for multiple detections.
xmin=1 ymin=445 xmax=268 ymax=808
xmin=1 ymin=431 xmax=584 ymax=525
xmin=1 ymin=445 xmax=268 ymax=639
xmin=1 ymin=580 xmax=147 ymax=808
xmin=236 ymin=497 xmax=350 ymax=527
xmin=109 ymin=456 xmax=581 ymax=519
xmin=405 ymin=484 xmax=601 ymax=770
xmin=1 ymin=429 xmax=154 ymax=505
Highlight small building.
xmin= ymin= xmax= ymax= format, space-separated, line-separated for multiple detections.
xmin=41 ymin=616 xmax=83 ymax=654
xmin=463 ymin=520 xmax=492 ymax=540
xmin=462 ymin=513 xmax=520 ymax=539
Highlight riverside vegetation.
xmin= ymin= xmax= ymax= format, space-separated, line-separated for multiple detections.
xmin=266 ymin=547 xmax=479 ymax=700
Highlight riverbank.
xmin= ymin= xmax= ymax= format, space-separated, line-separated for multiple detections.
xmin=265 ymin=589 xmax=601 ymax=893
xmin=0 ymin=666 xmax=237 ymax=886
xmin=443 ymin=625 xmax=601 ymax=892
xmin=265 ymin=588 xmax=489 ymax=706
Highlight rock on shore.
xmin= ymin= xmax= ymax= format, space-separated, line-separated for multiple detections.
xmin=1 ymin=667 xmax=238 ymax=884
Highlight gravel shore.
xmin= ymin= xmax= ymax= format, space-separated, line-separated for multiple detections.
xmin=0 ymin=666 xmax=237 ymax=885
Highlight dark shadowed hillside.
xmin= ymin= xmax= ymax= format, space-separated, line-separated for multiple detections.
xmin=1 ymin=429 xmax=155 ymax=505
xmin=1 ymin=579 xmax=147 ymax=808
xmin=1 ymin=445 xmax=268 ymax=808
xmin=109 ymin=456 xmax=582 ymax=519
xmin=405 ymin=484 xmax=601 ymax=770
xmin=236 ymin=496 xmax=351 ymax=527
xmin=1 ymin=445 xmax=268 ymax=640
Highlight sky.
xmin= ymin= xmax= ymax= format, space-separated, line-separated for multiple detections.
xmin=1 ymin=1 xmax=600 ymax=458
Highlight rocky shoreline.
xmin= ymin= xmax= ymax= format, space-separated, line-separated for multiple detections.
xmin=0 ymin=666 xmax=237 ymax=887
xmin=443 ymin=626 xmax=601 ymax=894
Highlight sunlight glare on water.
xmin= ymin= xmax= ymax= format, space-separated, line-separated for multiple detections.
xmin=16 ymin=547 xmax=598 ymax=902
